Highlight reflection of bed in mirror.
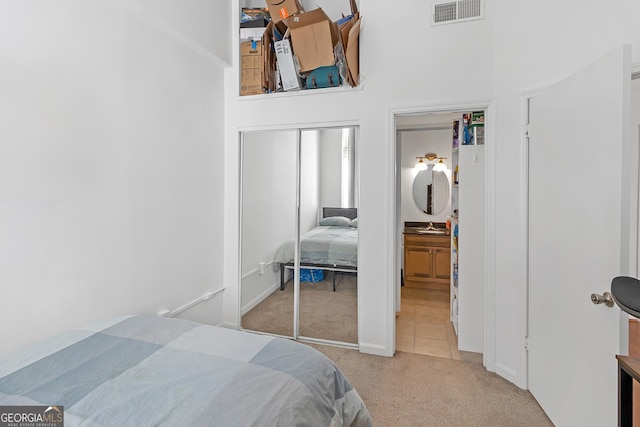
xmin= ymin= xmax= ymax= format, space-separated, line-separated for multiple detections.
xmin=275 ymin=207 xmax=358 ymax=292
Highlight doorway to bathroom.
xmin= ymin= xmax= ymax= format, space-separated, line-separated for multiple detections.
xmin=392 ymin=105 xmax=491 ymax=362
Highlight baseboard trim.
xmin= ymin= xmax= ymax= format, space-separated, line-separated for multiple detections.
xmin=241 ymin=282 xmax=279 ymax=315
xmin=359 ymin=342 xmax=393 ymax=357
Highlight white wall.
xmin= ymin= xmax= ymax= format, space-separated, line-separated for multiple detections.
xmin=301 ymin=130 xmax=321 ymax=232
xmin=224 ymin=0 xmax=640 ymax=388
xmin=400 ymin=129 xmax=453 ymax=224
xmin=0 ymin=0 xmax=229 ymax=355
xmin=131 ymin=0 xmax=231 ymax=65
xmin=319 ymin=129 xmax=344 ymax=211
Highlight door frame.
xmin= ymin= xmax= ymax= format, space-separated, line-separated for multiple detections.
xmin=388 ymin=99 xmax=499 ymax=375
xmin=520 ymin=87 xmax=544 ymax=391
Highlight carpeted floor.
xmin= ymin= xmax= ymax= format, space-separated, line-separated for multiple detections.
xmin=241 ymin=272 xmax=358 ymax=344
xmin=243 ymin=276 xmax=552 ymax=425
xmin=309 ymin=344 xmax=553 ymax=427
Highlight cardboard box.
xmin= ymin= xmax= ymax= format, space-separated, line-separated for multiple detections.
xmin=241 ymin=7 xmax=270 ymax=25
xmin=337 ymin=15 xmax=361 ymax=86
xmin=284 ymin=8 xmax=339 ymax=73
xmin=240 ymin=8 xmax=268 ymax=41
xmin=274 ymin=39 xmax=301 ymax=91
xmin=336 ymin=0 xmax=361 ymax=86
xmin=240 ymin=41 xmax=263 ymax=96
xmin=262 ymin=22 xmax=276 ymax=93
xmin=265 ymin=0 xmax=304 ymax=23
xmin=241 ymin=27 xmax=267 ymax=40
xmin=261 ymin=21 xmax=284 ymax=93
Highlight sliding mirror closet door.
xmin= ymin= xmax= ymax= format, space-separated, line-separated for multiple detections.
xmin=240 ymin=130 xmax=296 ymax=338
xmin=298 ymin=127 xmax=358 ymax=345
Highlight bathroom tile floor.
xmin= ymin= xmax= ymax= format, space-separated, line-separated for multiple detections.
xmin=396 ymin=286 xmax=461 ymax=360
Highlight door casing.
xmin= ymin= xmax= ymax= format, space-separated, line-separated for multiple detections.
xmin=388 ymin=99 xmax=500 ymax=379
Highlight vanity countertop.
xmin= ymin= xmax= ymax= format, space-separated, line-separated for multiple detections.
xmin=403 ymin=221 xmax=449 ymax=236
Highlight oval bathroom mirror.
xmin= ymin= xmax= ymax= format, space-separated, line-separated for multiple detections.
xmin=412 ymin=166 xmax=450 ymax=215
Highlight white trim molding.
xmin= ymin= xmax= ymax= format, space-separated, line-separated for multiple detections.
xmin=358 ymin=342 xmax=390 ymax=357
xmin=158 ymin=288 xmax=225 ymax=318
xmin=387 ymin=99 xmax=497 ymax=371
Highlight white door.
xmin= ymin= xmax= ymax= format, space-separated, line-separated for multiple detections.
xmin=528 ymin=46 xmax=632 ymax=426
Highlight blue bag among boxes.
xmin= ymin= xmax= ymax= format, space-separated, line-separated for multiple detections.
xmin=300 ymin=268 xmax=324 ymax=282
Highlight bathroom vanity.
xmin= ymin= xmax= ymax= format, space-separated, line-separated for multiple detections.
xmin=403 ymin=222 xmax=451 ymax=290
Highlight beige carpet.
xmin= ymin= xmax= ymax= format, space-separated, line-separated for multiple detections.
xmin=241 ymin=272 xmax=358 ymax=344
xmin=243 ymin=277 xmax=552 ymax=425
xmin=310 ymin=344 xmax=553 ymax=427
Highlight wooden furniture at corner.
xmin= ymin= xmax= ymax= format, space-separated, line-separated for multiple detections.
xmin=404 ymin=233 xmax=451 ymax=291
xmin=628 ymin=319 xmax=640 ymax=427
xmin=617 ymin=354 xmax=640 ymax=426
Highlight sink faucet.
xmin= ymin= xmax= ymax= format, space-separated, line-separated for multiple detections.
xmin=426 ymin=221 xmax=436 ymax=230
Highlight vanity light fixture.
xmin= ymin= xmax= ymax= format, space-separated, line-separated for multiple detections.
xmin=415 ymin=153 xmax=437 ymax=171
xmin=414 ymin=157 xmax=428 ymax=171
xmin=415 ymin=153 xmax=448 ymax=172
xmin=433 ymin=158 xmax=448 ymax=172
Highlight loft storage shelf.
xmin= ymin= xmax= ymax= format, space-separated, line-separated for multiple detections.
xmin=239 ymin=0 xmax=361 ymax=97
xmin=237 ymin=80 xmax=365 ymax=101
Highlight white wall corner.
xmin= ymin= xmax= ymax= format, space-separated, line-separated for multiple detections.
xmin=220 ymin=321 xmax=240 ymax=330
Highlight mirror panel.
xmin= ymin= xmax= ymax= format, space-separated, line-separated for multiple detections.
xmin=240 ymin=126 xmax=358 ymax=346
xmin=240 ymin=130 xmax=296 ymax=337
xmin=412 ymin=166 xmax=450 ymax=215
xmin=298 ymin=127 xmax=358 ymax=344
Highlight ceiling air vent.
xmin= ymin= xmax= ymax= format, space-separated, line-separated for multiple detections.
xmin=432 ymin=0 xmax=484 ymax=26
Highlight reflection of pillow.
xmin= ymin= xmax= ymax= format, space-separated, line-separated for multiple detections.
xmin=319 ymin=216 xmax=352 ymax=227
xmin=350 ymin=218 xmax=358 ymax=228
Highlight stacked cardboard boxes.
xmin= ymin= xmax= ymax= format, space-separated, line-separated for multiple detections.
xmin=240 ymin=8 xmax=270 ymax=40
xmin=240 ymin=41 xmax=263 ymax=96
xmin=265 ymin=0 xmax=303 ymax=23
xmin=240 ymin=8 xmax=269 ymax=96
xmin=239 ymin=0 xmax=361 ymax=96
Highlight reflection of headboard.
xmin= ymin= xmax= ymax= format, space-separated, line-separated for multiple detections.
xmin=323 ymin=207 xmax=357 ymax=220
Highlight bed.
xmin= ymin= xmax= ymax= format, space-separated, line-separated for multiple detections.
xmin=0 ymin=315 xmax=372 ymax=426
xmin=274 ymin=208 xmax=358 ymax=291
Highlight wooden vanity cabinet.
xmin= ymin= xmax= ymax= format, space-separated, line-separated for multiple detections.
xmin=404 ymin=233 xmax=451 ymax=290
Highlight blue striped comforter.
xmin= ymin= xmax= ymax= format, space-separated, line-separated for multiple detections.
xmin=0 ymin=315 xmax=371 ymax=426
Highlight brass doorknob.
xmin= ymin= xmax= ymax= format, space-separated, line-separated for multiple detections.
xmin=591 ymin=292 xmax=614 ymax=307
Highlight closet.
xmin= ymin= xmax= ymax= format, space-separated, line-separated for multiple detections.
xmin=239 ymin=126 xmax=359 ymax=346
